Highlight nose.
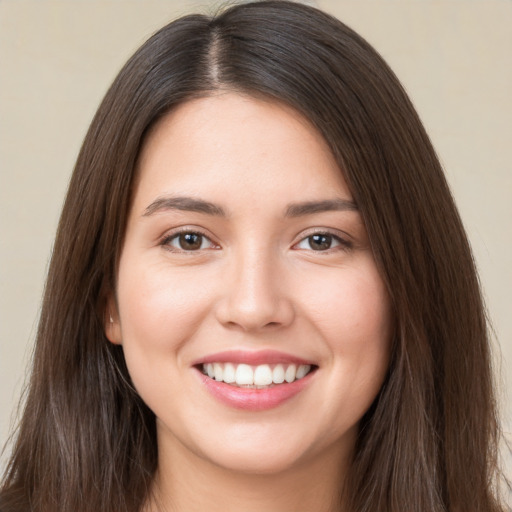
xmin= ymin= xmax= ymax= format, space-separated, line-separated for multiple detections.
xmin=215 ymin=248 xmax=295 ymax=332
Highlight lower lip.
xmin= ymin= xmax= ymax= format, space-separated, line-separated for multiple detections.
xmin=196 ymin=369 xmax=315 ymax=411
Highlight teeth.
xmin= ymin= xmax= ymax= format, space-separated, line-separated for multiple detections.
xmin=296 ymin=364 xmax=309 ymax=379
xmin=235 ymin=364 xmax=253 ymax=385
xmin=254 ymin=364 xmax=273 ymax=386
xmin=285 ymin=364 xmax=296 ymax=383
xmin=223 ymin=362 xmax=236 ymax=383
xmin=214 ymin=363 xmax=223 ymax=381
xmin=202 ymin=362 xmax=312 ymax=386
xmin=272 ymin=364 xmax=285 ymax=384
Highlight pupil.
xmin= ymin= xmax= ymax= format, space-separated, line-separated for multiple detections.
xmin=179 ymin=233 xmax=202 ymax=250
xmin=310 ymin=234 xmax=331 ymax=250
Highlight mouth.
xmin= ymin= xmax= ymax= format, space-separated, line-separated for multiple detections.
xmin=192 ymin=350 xmax=318 ymax=411
xmin=198 ymin=362 xmax=316 ymax=388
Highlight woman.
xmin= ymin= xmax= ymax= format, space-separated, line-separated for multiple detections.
xmin=0 ymin=1 xmax=506 ymax=511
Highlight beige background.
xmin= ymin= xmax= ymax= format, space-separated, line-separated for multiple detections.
xmin=1 ymin=0 xmax=511 ymax=461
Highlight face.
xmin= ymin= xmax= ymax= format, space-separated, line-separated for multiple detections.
xmin=106 ymin=93 xmax=392 ymax=476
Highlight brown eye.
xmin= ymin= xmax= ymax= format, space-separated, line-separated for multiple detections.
xmin=178 ymin=233 xmax=203 ymax=250
xmin=308 ymin=234 xmax=333 ymax=251
xmin=164 ymin=231 xmax=215 ymax=252
xmin=294 ymin=232 xmax=348 ymax=252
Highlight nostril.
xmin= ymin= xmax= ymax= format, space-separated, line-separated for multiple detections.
xmin=216 ymin=300 xmax=295 ymax=332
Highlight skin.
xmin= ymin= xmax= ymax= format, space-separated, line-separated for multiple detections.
xmin=106 ymin=93 xmax=393 ymax=512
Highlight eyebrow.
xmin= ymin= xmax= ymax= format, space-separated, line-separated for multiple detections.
xmin=285 ymin=198 xmax=358 ymax=217
xmin=142 ymin=195 xmax=358 ymax=218
xmin=143 ymin=196 xmax=226 ymax=217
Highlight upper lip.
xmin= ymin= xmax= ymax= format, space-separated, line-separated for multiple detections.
xmin=192 ymin=349 xmax=316 ymax=367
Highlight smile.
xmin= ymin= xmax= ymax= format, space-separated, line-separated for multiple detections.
xmin=193 ymin=350 xmax=318 ymax=411
xmin=201 ymin=362 xmax=312 ymax=387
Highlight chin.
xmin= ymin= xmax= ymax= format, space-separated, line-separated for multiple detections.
xmin=191 ymin=422 xmax=340 ymax=477
xmin=205 ymin=445 xmax=307 ymax=476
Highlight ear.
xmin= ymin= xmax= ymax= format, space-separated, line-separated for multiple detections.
xmin=104 ymin=295 xmax=122 ymax=345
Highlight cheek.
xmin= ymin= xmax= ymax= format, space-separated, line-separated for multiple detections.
xmin=301 ymin=261 xmax=392 ymax=349
xmin=114 ymin=258 xmax=219 ymax=414
xmin=299 ymin=258 xmax=392 ymax=401
xmin=116 ymin=258 xmax=216 ymax=354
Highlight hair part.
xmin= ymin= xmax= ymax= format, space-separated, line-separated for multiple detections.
xmin=0 ymin=2 xmax=505 ymax=511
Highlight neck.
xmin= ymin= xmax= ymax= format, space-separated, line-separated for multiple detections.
xmin=146 ymin=432 xmax=351 ymax=512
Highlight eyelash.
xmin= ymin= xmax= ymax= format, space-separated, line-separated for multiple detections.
xmin=160 ymin=227 xmax=219 ymax=253
xmin=293 ymin=231 xmax=352 ymax=253
xmin=159 ymin=228 xmax=352 ymax=253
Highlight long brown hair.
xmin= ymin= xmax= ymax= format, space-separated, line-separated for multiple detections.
xmin=0 ymin=1 xmax=504 ymax=511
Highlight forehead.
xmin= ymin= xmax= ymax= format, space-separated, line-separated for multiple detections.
xmin=133 ymin=93 xmax=351 ymax=213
